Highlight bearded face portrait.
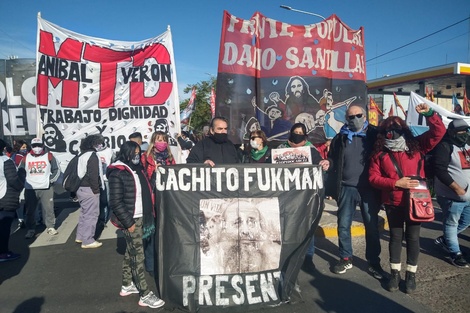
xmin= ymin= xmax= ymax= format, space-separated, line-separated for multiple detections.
xmin=199 ymin=198 xmax=281 ymax=275
xmin=42 ymin=124 xmax=67 ymax=152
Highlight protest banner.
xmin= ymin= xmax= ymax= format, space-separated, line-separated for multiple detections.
xmin=36 ymin=17 xmax=181 ymax=164
xmin=216 ymin=11 xmax=366 ymax=144
xmin=155 ymin=164 xmax=323 ymax=312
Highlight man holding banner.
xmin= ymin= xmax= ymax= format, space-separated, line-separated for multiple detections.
xmin=186 ymin=117 xmax=240 ymax=166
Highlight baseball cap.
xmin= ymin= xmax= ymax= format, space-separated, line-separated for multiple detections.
xmin=31 ymin=138 xmax=43 ymax=146
xmin=448 ymin=119 xmax=470 ymax=132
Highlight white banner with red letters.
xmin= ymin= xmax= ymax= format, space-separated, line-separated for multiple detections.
xmin=36 ymin=17 xmax=180 ymax=163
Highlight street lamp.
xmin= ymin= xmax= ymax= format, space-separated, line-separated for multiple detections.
xmin=280 ymin=5 xmax=326 ymax=21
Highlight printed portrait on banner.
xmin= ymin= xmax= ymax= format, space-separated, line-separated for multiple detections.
xmin=35 ymin=17 xmax=181 ymax=164
xmin=199 ymin=197 xmax=281 ymax=275
xmin=216 ymin=11 xmax=367 ymax=145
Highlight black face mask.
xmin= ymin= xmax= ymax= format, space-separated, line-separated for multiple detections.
xmin=450 ymin=133 xmax=469 ymax=147
xmin=289 ymin=133 xmax=306 ymax=144
xmin=385 ymin=129 xmax=404 ymax=140
xmin=212 ymin=133 xmax=228 ymax=143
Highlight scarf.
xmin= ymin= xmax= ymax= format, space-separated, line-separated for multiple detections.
xmin=154 ymin=150 xmax=169 ymax=165
xmin=339 ymin=120 xmax=368 ymax=143
xmin=384 ymin=136 xmax=409 ymax=152
xmin=251 ymin=145 xmax=268 ymax=161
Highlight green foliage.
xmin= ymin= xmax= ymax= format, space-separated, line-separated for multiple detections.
xmin=180 ymin=77 xmax=216 ymax=132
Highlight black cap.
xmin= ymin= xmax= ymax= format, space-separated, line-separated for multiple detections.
xmin=448 ymin=119 xmax=469 ymax=132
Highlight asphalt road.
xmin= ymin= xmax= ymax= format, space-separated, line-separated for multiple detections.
xmin=1 ymin=200 xmax=469 ymax=313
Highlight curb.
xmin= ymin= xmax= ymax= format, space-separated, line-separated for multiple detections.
xmin=315 ymin=201 xmax=389 ymax=238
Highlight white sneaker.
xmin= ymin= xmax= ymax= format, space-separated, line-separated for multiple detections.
xmin=25 ymin=230 xmax=35 ymax=239
xmin=120 ymin=283 xmax=139 ymax=296
xmin=81 ymin=241 xmax=102 ymax=249
xmin=46 ymin=228 xmax=58 ymax=235
xmin=138 ymin=291 xmax=165 ymax=308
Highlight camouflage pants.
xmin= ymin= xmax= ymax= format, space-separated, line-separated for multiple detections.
xmin=122 ymin=217 xmax=148 ymax=296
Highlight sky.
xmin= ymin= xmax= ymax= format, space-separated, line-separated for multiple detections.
xmin=1 ymin=0 xmax=469 ymax=99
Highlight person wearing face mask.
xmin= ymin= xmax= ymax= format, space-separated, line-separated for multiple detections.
xmin=141 ymin=131 xmax=176 ymax=184
xmin=186 ymin=117 xmax=240 ymax=166
xmin=277 ymin=123 xmax=329 ymax=271
xmin=326 ymin=104 xmax=384 ymax=280
xmin=140 ymin=131 xmax=175 ymax=276
xmin=431 ymin=119 xmax=470 ymax=268
xmin=244 ymin=130 xmax=271 ymax=163
xmin=107 ymin=141 xmax=165 ymax=309
xmin=19 ymin=138 xmax=61 ymax=239
xmin=74 ymin=134 xmax=106 ymax=248
xmin=369 ymin=103 xmax=445 ymax=293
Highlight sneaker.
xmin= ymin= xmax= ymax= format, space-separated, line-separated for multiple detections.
xmin=25 ymin=230 xmax=35 ymax=239
xmin=0 ymin=252 xmax=21 ymax=262
xmin=368 ymin=263 xmax=384 ymax=280
xmin=333 ymin=258 xmax=353 ymax=274
xmin=70 ymin=197 xmax=79 ymax=203
xmin=81 ymin=241 xmax=102 ymax=249
xmin=75 ymin=239 xmax=82 ymax=244
xmin=46 ymin=228 xmax=58 ymax=236
xmin=451 ymin=253 xmax=469 ymax=268
xmin=434 ymin=236 xmax=450 ymax=253
xmin=139 ymin=291 xmax=165 ymax=308
xmin=120 ymin=283 xmax=139 ymax=296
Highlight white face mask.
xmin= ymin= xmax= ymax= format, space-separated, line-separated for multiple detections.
xmin=250 ymin=140 xmax=259 ymax=149
xmin=32 ymin=147 xmax=43 ymax=155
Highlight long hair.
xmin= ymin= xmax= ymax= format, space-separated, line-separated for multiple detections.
xmin=372 ymin=116 xmax=420 ymax=156
xmin=116 ymin=141 xmax=140 ymax=164
xmin=247 ymin=130 xmax=268 ymax=154
xmin=146 ymin=131 xmax=174 ymax=162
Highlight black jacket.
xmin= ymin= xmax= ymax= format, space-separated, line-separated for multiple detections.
xmin=186 ymin=136 xmax=240 ymax=164
xmin=325 ymin=125 xmax=378 ymax=200
xmin=107 ymin=162 xmax=152 ymax=229
xmin=0 ymin=157 xmax=25 ymax=212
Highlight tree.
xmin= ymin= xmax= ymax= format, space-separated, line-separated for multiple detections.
xmin=180 ymin=77 xmax=215 ymax=132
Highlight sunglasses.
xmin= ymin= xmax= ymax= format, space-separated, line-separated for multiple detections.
xmin=348 ymin=113 xmax=363 ymax=120
xmin=250 ymin=136 xmax=261 ymax=140
xmin=31 ymin=144 xmax=43 ymax=148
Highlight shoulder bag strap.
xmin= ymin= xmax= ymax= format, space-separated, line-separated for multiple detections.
xmin=388 ymin=152 xmax=404 ymax=178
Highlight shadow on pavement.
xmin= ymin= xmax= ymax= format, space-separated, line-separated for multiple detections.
xmin=12 ymin=296 xmax=45 ymax=313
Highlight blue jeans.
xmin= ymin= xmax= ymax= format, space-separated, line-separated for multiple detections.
xmin=437 ymin=196 xmax=470 ymax=254
xmin=337 ymin=185 xmax=381 ymax=264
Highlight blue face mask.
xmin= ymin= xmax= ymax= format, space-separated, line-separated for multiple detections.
xmin=19 ymin=149 xmax=28 ymax=155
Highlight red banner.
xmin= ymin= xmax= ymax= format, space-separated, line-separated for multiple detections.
xmin=216 ymin=11 xmax=366 ymax=144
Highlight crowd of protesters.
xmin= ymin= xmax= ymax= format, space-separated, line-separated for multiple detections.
xmin=1 ymin=101 xmax=469 ymax=310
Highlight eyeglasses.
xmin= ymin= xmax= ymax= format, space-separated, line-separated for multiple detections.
xmin=348 ymin=113 xmax=363 ymax=120
xmin=250 ymin=136 xmax=261 ymax=140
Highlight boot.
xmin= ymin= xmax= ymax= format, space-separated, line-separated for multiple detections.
xmin=387 ymin=269 xmax=400 ymax=292
xmin=405 ymin=271 xmax=416 ymax=294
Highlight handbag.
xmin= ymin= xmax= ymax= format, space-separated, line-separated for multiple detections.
xmin=387 ymin=153 xmax=435 ymax=222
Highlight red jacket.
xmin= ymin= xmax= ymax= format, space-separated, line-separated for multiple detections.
xmin=141 ymin=151 xmax=176 ymax=180
xmin=369 ymin=112 xmax=445 ymax=207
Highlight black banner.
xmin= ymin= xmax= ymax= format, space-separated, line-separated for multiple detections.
xmin=155 ymin=164 xmax=324 ymax=312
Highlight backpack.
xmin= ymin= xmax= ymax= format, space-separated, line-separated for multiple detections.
xmin=62 ymin=154 xmax=82 ymax=193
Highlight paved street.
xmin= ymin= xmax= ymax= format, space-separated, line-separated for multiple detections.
xmin=1 ymin=198 xmax=469 ymax=313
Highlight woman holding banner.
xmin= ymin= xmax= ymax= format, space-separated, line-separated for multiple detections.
xmin=244 ymin=130 xmax=272 ymax=163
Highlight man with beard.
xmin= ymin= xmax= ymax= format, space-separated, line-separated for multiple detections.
xmin=216 ymin=200 xmax=280 ymax=274
xmin=186 ymin=117 xmax=240 ymax=166
xmin=42 ymin=124 xmax=67 ymax=152
xmin=283 ymin=76 xmax=319 ymax=120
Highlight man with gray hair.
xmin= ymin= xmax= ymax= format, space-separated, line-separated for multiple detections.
xmin=326 ymin=104 xmax=383 ymax=278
